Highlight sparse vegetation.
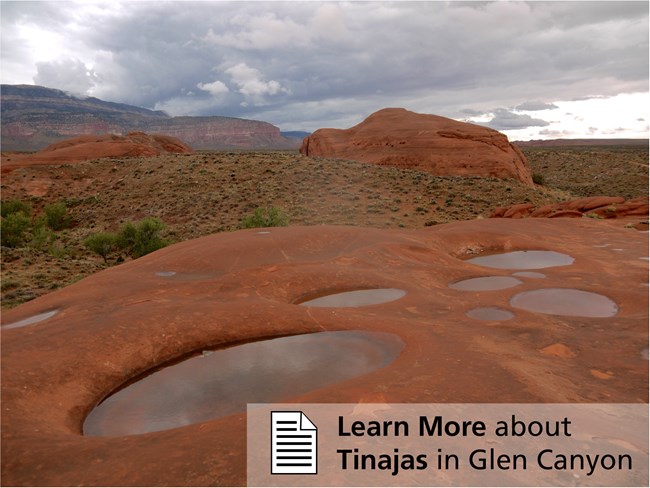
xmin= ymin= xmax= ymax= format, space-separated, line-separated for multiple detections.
xmin=532 ymin=173 xmax=546 ymax=185
xmin=241 ymin=206 xmax=289 ymax=229
xmin=1 ymin=200 xmax=32 ymax=218
xmin=84 ymin=217 xmax=169 ymax=262
xmin=44 ymin=202 xmax=72 ymax=230
xmin=1 ymin=146 xmax=647 ymax=309
xmin=1 ymin=211 xmax=31 ymax=247
xmin=84 ymin=232 xmax=118 ymax=263
xmin=118 ymin=217 xmax=169 ymax=258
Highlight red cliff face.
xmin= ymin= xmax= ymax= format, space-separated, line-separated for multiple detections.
xmin=301 ymin=108 xmax=533 ymax=186
xmin=143 ymin=117 xmax=286 ymax=149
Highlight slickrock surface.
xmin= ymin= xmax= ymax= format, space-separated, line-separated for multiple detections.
xmin=1 ymin=132 xmax=192 ymax=172
xmin=301 ymin=108 xmax=533 ymax=185
xmin=492 ymin=196 xmax=649 ymax=219
xmin=2 ymin=218 xmax=647 ymax=486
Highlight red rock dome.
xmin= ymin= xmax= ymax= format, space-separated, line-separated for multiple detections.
xmin=300 ymin=108 xmax=533 ymax=185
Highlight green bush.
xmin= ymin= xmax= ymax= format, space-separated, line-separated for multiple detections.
xmin=30 ymin=223 xmax=56 ymax=251
xmin=117 ymin=217 xmax=169 ymax=258
xmin=532 ymin=173 xmax=546 ymax=185
xmin=241 ymin=206 xmax=288 ymax=229
xmin=1 ymin=212 xmax=31 ymax=247
xmin=84 ymin=232 xmax=118 ymax=263
xmin=44 ymin=202 xmax=72 ymax=230
xmin=1 ymin=200 xmax=32 ymax=218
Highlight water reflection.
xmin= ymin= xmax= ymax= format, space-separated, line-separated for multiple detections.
xmin=467 ymin=250 xmax=574 ymax=270
xmin=84 ymin=330 xmax=404 ymax=436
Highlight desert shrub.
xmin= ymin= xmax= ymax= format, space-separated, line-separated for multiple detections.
xmin=0 ymin=212 xmax=31 ymax=247
xmin=84 ymin=232 xmax=119 ymax=263
xmin=30 ymin=223 xmax=56 ymax=251
xmin=1 ymin=200 xmax=32 ymax=218
xmin=117 ymin=217 xmax=169 ymax=258
xmin=44 ymin=202 xmax=72 ymax=230
xmin=241 ymin=206 xmax=288 ymax=229
xmin=532 ymin=173 xmax=546 ymax=185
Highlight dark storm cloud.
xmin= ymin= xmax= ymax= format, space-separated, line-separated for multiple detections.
xmin=483 ymin=109 xmax=550 ymax=130
xmin=1 ymin=1 xmax=648 ymax=131
xmin=515 ymin=101 xmax=559 ymax=111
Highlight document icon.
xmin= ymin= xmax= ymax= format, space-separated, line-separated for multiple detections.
xmin=271 ymin=411 xmax=317 ymax=474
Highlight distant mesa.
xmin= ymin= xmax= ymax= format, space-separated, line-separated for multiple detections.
xmin=1 ymin=132 xmax=193 ymax=172
xmin=0 ymin=84 xmax=299 ymax=151
xmin=300 ymin=108 xmax=533 ymax=185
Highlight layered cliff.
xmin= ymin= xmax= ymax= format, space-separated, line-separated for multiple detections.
xmin=1 ymin=84 xmax=298 ymax=151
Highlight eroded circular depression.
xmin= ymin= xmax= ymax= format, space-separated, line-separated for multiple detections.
xmin=2 ymin=310 xmax=59 ymax=330
xmin=449 ymin=276 xmax=522 ymax=291
xmin=467 ymin=250 xmax=574 ymax=270
xmin=466 ymin=307 xmax=515 ymax=321
xmin=297 ymin=288 xmax=406 ymax=307
xmin=83 ymin=330 xmax=404 ymax=436
xmin=510 ymin=288 xmax=618 ymax=317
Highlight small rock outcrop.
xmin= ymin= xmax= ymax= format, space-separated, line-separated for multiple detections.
xmin=1 ymin=132 xmax=193 ymax=172
xmin=491 ymin=196 xmax=649 ymax=219
xmin=300 ymin=108 xmax=533 ymax=185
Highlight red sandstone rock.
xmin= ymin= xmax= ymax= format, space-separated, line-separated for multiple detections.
xmin=1 ymin=132 xmax=193 ymax=172
xmin=492 ymin=196 xmax=649 ymax=220
xmin=490 ymin=207 xmax=507 ymax=218
xmin=1 ymin=219 xmax=647 ymax=486
xmin=503 ymin=203 xmax=535 ymax=219
xmin=529 ymin=205 xmax=556 ymax=218
xmin=566 ymin=196 xmax=625 ymax=212
xmin=548 ymin=210 xmax=583 ymax=218
xmin=300 ymin=108 xmax=533 ymax=185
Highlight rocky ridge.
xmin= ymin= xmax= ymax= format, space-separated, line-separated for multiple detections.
xmin=492 ymin=196 xmax=649 ymax=219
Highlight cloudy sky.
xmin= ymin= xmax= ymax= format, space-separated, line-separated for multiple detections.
xmin=1 ymin=0 xmax=648 ymax=140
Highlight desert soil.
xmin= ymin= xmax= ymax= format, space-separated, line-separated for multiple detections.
xmin=1 ymin=144 xmax=648 ymax=309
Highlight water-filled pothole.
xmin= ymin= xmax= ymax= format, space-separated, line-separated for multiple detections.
xmin=512 ymin=271 xmax=546 ymax=279
xmin=510 ymin=288 xmax=618 ymax=317
xmin=466 ymin=307 xmax=515 ymax=321
xmin=2 ymin=310 xmax=58 ymax=330
xmin=297 ymin=288 xmax=406 ymax=307
xmin=467 ymin=250 xmax=574 ymax=269
xmin=83 ymin=330 xmax=404 ymax=436
xmin=155 ymin=271 xmax=177 ymax=277
xmin=449 ymin=276 xmax=522 ymax=291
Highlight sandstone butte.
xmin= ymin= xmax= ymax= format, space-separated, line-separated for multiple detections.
xmin=1 ymin=218 xmax=647 ymax=486
xmin=300 ymin=108 xmax=533 ymax=186
xmin=1 ymin=132 xmax=193 ymax=173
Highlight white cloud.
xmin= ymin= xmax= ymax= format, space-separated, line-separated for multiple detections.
xmin=197 ymin=80 xmax=229 ymax=96
xmin=224 ymin=63 xmax=289 ymax=102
